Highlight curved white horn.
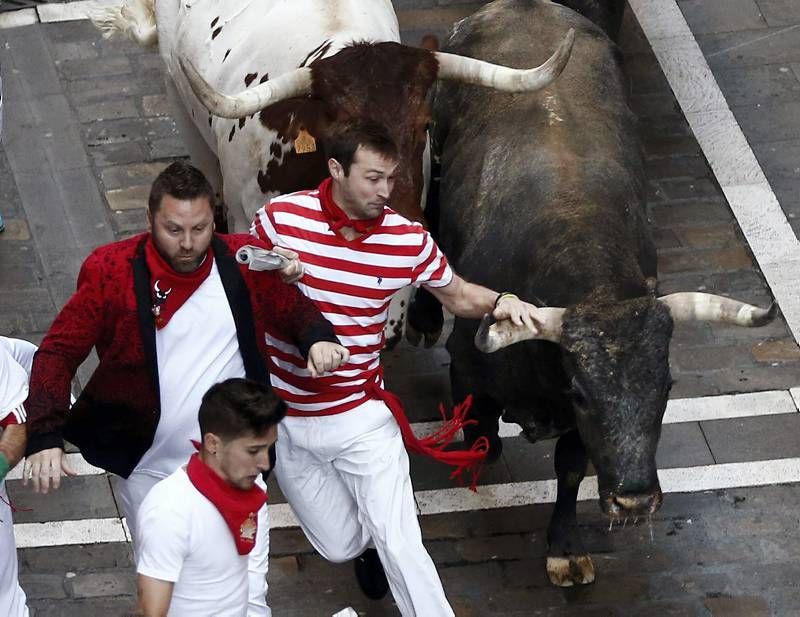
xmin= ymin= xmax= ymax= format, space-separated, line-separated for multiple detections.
xmin=659 ymin=292 xmax=777 ymax=326
xmin=475 ymin=307 xmax=566 ymax=353
xmin=179 ymin=58 xmax=313 ymax=119
xmin=435 ymin=28 xmax=575 ymax=92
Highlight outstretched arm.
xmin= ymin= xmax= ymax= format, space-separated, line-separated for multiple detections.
xmin=426 ymin=273 xmax=544 ymax=331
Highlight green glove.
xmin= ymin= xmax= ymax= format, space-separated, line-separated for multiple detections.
xmin=0 ymin=452 xmax=9 ymax=484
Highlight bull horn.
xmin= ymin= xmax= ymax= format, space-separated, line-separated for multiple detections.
xmin=659 ymin=292 xmax=777 ymax=326
xmin=179 ymin=58 xmax=313 ymax=119
xmin=475 ymin=308 xmax=566 ymax=353
xmin=435 ymin=28 xmax=575 ymax=92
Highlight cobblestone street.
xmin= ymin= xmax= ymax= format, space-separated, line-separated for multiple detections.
xmin=1 ymin=1 xmax=800 ymax=615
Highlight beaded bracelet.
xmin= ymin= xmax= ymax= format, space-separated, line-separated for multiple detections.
xmin=494 ymin=292 xmax=519 ymax=308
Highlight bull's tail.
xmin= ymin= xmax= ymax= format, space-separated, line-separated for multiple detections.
xmin=89 ymin=0 xmax=158 ymax=47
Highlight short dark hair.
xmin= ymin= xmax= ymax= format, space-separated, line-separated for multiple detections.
xmin=198 ymin=378 xmax=285 ymax=442
xmin=325 ymin=121 xmax=399 ymax=176
xmin=148 ymin=160 xmax=216 ymax=215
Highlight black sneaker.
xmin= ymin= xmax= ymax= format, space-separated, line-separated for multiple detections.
xmin=354 ymin=548 xmax=389 ymax=600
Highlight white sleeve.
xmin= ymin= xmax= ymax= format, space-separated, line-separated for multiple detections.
xmin=250 ymin=204 xmax=280 ymax=247
xmin=412 ymin=230 xmax=453 ymax=289
xmin=136 ymin=492 xmax=191 ymax=583
xmin=0 ymin=337 xmax=38 ymax=376
xmin=0 ymin=343 xmax=29 ymax=425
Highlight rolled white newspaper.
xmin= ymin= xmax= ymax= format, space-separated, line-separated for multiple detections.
xmin=235 ymin=245 xmax=289 ymax=271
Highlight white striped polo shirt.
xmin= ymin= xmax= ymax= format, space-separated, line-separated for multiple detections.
xmin=251 ymin=180 xmax=453 ymax=415
xmin=0 ymin=403 xmax=25 ymax=428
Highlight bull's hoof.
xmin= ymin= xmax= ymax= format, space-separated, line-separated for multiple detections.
xmin=546 ymin=555 xmax=595 ymax=587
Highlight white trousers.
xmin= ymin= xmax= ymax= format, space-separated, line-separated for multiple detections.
xmin=0 ymin=482 xmax=28 ymax=617
xmin=275 ymin=399 xmax=453 ymax=617
xmin=117 ymin=471 xmax=271 ymax=617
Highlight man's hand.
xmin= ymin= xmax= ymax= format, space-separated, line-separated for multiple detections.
xmin=493 ymin=294 xmax=544 ymax=333
xmin=23 ymin=447 xmax=76 ymax=494
xmin=272 ymin=246 xmax=304 ymax=284
xmin=307 ymin=342 xmax=350 ymax=378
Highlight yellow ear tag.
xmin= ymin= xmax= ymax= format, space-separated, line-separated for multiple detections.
xmin=294 ymin=128 xmax=317 ymax=154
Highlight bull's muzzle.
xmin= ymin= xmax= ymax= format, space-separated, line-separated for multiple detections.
xmin=603 ymin=489 xmax=663 ymax=518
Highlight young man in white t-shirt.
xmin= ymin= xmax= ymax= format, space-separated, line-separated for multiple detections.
xmin=0 ymin=336 xmax=37 ymax=617
xmin=135 ymin=378 xmax=285 ymax=617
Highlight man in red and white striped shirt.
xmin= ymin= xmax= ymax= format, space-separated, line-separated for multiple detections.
xmin=252 ymin=122 xmax=545 ymax=616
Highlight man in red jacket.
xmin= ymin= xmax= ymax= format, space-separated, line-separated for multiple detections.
xmin=23 ymin=161 xmax=348 ymax=617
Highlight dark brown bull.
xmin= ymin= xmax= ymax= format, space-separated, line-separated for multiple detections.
xmin=421 ymin=0 xmax=777 ymax=586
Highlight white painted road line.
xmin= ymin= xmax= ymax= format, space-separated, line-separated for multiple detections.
xmin=0 ymin=8 xmax=38 ymax=29
xmin=414 ymin=388 xmax=798 ymax=440
xmin=414 ymin=457 xmax=800 ymax=516
xmin=661 ymin=389 xmax=797 ymax=424
xmin=16 ymin=457 xmax=800 ymax=545
xmin=6 ymin=389 xmax=797 ymax=481
xmin=628 ymin=0 xmax=800 ymax=345
xmin=791 ymin=387 xmax=800 ymax=412
xmin=0 ymin=0 xmax=122 ymax=27
xmin=37 ymin=0 xmax=121 ymax=24
xmin=268 ymin=502 xmax=297 ymax=530
xmin=14 ymin=518 xmax=127 ymax=549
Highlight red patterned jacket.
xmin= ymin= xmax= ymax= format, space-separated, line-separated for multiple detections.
xmin=26 ymin=233 xmax=338 ymax=477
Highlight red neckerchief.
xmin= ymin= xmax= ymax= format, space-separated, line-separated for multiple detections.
xmin=144 ymin=237 xmax=214 ymax=329
xmin=185 ymin=451 xmax=267 ymax=555
xmin=287 ymin=367 xmax=489 ymax=492
xmin=318 ymin=178 xmax=385 ymax=235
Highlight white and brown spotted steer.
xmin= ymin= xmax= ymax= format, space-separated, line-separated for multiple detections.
xmin=92 ymin=0 xmax=573 ymax=347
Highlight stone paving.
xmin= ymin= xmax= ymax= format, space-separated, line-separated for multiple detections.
xmin=1 ymin=1 xmax=800 ymax=616
xmin=677 ymin=0 xmax=800 ymax=239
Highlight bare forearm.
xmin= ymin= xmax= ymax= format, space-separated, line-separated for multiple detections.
xmin=0 ymin=424 xmax=27 ymax=469
xmin=429 ymin=275 xmax=499 ymax=319
xmin=427 ymin=274 xmax=543 ymax=332
xmin=451 ymin=282 xmax=498 ymax=318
